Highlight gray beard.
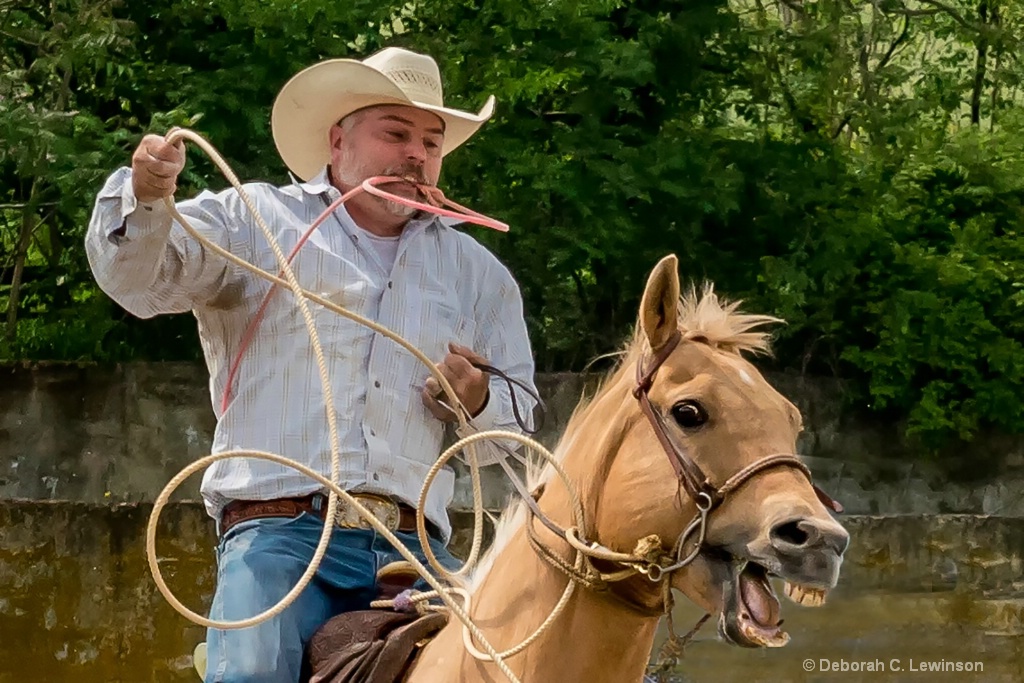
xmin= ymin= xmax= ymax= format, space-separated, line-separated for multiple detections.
xmin=332 ymin=154 xmax=422 ymax=220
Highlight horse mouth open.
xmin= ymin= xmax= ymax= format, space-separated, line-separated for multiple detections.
xmin=714 ymin=555 xmax=834 ymax=648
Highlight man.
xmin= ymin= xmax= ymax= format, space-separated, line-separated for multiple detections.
xmin=85 ymin=47 xmax=537 ymax=683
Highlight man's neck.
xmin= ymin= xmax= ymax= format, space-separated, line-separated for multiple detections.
xmin=346 ymin=203 xmax=410 ymax=238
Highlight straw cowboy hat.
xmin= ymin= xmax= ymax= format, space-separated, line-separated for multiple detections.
xmin=271 ymin=47 xmax=496 ymax=181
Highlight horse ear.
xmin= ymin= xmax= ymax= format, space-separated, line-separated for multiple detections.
xmin=640 ymin=254 xmax=680 ymax=351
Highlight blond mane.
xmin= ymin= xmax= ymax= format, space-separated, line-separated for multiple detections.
xmin=567 ymin=283 xmax=783 ymax=426
xmin=465 ymin=283 xmax=782 ymax=592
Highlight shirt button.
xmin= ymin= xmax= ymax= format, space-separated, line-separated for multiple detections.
xmin=374 ymin=380 xmax=381 ymax=388
xmin=387 ymin=281 xmax=393 ymax=289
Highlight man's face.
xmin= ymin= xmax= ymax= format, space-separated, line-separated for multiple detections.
xmin=328 ymin=104 xmax=445 ymax=219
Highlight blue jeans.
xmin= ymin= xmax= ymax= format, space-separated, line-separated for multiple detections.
xmin=204 ymin=511 xmax=459 ymax=683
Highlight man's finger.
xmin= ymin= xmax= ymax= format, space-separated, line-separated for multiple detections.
xmin=142 ymin=158 xmax=183 ymax=179
xmin=138 ymin=183 xmax=176 ymax=201
xmin=421 ymin=385 xmax=457 ymax=421
xmin=448 ymin=342 xmax=488 ymax=365
xmin=425 ymin=372 xmax=465 ymax=404
xmin=441 ymin=352 xmax=475 ymax=379
xmin=140 ymin=175 xmax=175 ymax=191
xmin=147 ymin=141 xmax=185 ymax=164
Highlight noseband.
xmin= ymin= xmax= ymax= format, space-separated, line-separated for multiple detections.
xmin=632 ymin=329 xmax=842 ymax=580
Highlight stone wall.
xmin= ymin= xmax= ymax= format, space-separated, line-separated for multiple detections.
xmin=3 ymin=363 xmax=1024 ymax=681
xmin=1 ymin=501 xmax=1022 ymax=682
xmin=2 ymin=362 xmax=1024 ymax=517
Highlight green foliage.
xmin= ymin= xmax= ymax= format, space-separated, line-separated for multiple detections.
xmin=2 ymin=0 xmax=1023 ymax=458
xmin=758 ymin=114 xmax=1024 ymax=448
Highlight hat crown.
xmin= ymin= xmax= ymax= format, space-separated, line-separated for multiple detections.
xmin=363 ymin=47 xmax=444 ymax=107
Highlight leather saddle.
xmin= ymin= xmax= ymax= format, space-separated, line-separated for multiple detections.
xmin=301 ymin=562 xmax=447 ymax=683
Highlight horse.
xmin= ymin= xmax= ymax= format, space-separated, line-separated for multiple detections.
xmin=299 ymin=253 xmax=850 ymax=683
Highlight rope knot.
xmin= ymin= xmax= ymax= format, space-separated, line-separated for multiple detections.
xmin=631 ymin=534 xmax=666 ymax=565
xmin=393 ymin=589 xmax=418 ymax=613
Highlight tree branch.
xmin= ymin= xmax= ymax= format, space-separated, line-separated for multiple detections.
xmin=970 ymin=0 xmax=990 ymax=125
xmin=753 ymin=0 xmax=820 ymax=134
xmin=833 ymin=12 xmax=911 ymax=139
xmin=879 ymin=0 xmax=981 ymax=32
xmin=778 ymin=0 xmax=806 ymax=14
xmin=0 ymin=27 xmax=40 ymax=47
xmin=0 ymin=202 xmax=60 ymax=210
xmin=876 ymin=14 xmax=911 ymax=73
xmin=918 ymin=0 xmax=978 ymax=30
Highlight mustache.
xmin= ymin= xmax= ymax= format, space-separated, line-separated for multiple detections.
xmin=380 ymin=165 xmax=430 ymax=186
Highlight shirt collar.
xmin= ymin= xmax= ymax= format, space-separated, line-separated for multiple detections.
xmin=293 ymin=166 xmax=464 ymax=230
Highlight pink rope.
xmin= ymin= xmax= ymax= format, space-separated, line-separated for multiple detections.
xmin=219 ymin=176 xmax=508 ymax=412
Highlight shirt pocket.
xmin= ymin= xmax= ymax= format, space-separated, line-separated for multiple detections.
xmin=415 ymin=297 xmax=478 ymax=366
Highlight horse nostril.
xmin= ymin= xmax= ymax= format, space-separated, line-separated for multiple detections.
xmin=771 ymin=518 xmax=850 ymax=554
xmin=771 ymin=520 xmax=811 ymax=547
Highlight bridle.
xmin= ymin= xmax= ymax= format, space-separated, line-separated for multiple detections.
xmin=632 ymin=329 xmax=843 ymax=581
xmin=504 ymin=327 xmax=841 ymax=595
xmin=632 ymin=329 xmax=844 ymax=679
xmin=490 ymin=326 xmax=844 ymax=675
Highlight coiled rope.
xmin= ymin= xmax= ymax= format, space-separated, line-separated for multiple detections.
xmin=144 ymin=127 xmax=629 ymax=683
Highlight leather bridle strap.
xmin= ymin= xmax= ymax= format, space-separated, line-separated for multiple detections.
xmin=632 ymin=330 xmax=843 ymax=515
xmin=632 ymin=331 xmax=714 ymax=503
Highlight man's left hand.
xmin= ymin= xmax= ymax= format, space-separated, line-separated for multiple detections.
xmin=422 ymin=343 xmax=490 ymax=421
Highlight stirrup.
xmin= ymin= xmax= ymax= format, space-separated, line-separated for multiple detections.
xmin=193 ymin=641 xmax=206 ymax=680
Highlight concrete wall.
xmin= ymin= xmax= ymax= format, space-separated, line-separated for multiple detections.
xmin=3 ymin=362 xmax=1024 ymax=517
xmin=3 ymin=364 xmax=1024 ymax=681
xmin=1 ymin=502 xmax=1022 ymax=682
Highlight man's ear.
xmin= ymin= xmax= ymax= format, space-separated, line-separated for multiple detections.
xmin=328 ymin=123 xmax=343 ymax=151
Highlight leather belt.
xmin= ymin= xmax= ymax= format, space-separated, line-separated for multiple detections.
xmin=219 ymin=492 xmax=428 ymax=538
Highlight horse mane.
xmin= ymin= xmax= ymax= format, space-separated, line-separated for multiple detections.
xmin=560 ymin=283 xmax=782 ymax=434
xmin=465 ymin=282 xmax=782 ymax=593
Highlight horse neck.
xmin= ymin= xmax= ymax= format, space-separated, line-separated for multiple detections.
xmin=409 ymin=381 xmax=661 ymax=683
xmin=409 ymin=524 xmax=660 ymax=683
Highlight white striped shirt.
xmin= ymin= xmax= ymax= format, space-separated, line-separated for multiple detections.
xmin=85 ymin=166 xmax=537 ymax=542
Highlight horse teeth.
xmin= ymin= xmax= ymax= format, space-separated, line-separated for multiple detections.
xmin=783 ymin=581 xmax=827 ymax=607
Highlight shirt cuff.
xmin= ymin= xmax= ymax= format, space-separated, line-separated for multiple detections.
xmin=465 ymin=385 xmax=500 ymax=432
xmin=98 ymin=167 xmax=171 ymax=243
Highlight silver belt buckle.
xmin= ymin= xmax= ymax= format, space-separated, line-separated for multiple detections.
xmin=335 ymin=493 xmax=400 ymax=531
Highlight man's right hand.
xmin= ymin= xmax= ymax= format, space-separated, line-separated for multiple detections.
xmin=131 ymin=134 xmax=186 ymax=204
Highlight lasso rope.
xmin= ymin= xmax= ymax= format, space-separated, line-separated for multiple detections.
xmin=145 ymin=128 xmax=656 ymax=683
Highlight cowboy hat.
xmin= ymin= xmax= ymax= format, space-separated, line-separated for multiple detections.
xmin=271 ymin=47 xmax=496 ymax=181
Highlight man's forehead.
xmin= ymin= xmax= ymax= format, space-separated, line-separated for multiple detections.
xmin=362 ymin=105 xmax=445 ymax=134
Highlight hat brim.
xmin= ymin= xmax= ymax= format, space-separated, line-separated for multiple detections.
xmin=272 ymin=59 xmax=495 ymax=181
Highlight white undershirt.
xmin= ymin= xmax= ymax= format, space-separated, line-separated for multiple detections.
xmin=361 ymin=231 xmax=401 ymax=271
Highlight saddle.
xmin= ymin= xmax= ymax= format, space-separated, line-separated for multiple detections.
xmin=302 ymin=562 xmax=448 ymax=683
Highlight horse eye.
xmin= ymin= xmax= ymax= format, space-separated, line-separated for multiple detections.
xmin=671 ymin=400 xmax=708 ymax=429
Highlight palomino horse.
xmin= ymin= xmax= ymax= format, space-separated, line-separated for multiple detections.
xmin=390 ymin=254 xmax=849 ymax=682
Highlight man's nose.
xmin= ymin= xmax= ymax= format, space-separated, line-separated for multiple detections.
xmin=405 ymin=139 xmax=428 ymax=164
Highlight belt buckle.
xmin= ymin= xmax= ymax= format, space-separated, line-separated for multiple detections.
xmin=335 ymin=493 xmax=400 ymax=531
